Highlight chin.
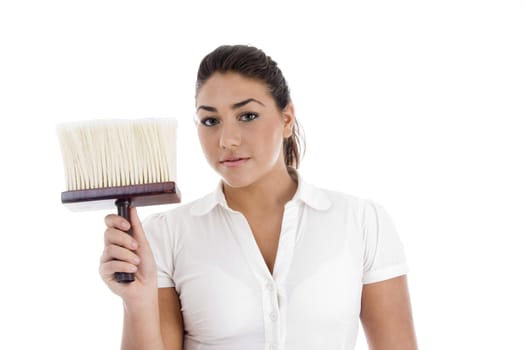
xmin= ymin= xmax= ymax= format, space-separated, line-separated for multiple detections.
xmin=218 ymin=171 xmax=260 ymax=189
xmin=220 ymin=176 xmax=254 ymax=189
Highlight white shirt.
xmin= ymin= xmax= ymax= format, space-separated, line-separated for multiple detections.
xmin=143 ymin=175 xmax=408 ymax=350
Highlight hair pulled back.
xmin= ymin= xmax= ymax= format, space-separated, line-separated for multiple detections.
xmin=196 ymin=45 xmax=304 ymax=169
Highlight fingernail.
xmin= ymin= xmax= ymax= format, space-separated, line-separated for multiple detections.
xmin=131 ymin=241 xmax=138 ymax=249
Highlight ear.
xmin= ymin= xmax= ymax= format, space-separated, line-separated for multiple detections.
xmin=282 ymin=102 xmax=295 ymax=138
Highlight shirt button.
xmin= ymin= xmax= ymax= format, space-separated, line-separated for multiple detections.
xmin=269 ymin=311 xmax=278 ymax=321
xmin=266 ymin=282 xmax=274 ymax=292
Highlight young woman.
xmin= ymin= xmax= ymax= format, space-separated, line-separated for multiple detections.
xmin=100 ymin=45 xmax=418 ymax=350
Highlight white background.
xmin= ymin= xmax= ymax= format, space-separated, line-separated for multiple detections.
xmin=1 ymin=0 xmax=525 ymax=349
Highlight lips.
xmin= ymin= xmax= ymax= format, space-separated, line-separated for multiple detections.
xmin=220 ymin=156 xmax=250 ymax=168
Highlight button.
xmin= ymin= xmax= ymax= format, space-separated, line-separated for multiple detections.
xmin=266 ymin=282 xmax=274 ymax=292
xmin=269 ymin=311 xmax=278 ymax=321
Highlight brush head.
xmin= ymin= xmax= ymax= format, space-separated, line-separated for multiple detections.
xmin=57 ymin=118 xmax=181 ymax=211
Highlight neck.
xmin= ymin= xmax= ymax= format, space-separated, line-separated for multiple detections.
xmin=223 ymin=166 xmax=298 ymax=213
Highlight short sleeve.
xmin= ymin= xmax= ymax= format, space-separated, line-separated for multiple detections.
xmin=361 ymin=200 xmax=409 ymax=284
xmin=142 ymin=213 xmax=176 ymax=288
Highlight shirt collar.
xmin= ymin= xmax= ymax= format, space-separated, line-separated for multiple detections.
xmin=190 ymin=172 xmax=332 ymax=216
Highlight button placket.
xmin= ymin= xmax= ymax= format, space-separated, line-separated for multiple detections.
xmin=272 ymin=203 xmax=302 ymax=350
xmin=228 ymin=212 xmax=281 ymax=348
xmin=272 ymin=203 xmax=299 ymax=280
xmin=228 ymin=198 xmax=304 ymax=350
xmin=261 ymin=277 xmax=280 ymax=349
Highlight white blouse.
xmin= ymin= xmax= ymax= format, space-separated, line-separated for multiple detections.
xmin=143 ymin=176 xmax=408 ymax=350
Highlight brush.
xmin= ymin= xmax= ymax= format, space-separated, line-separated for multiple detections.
xmin=57 ymin=118 xmax=181 ymax=283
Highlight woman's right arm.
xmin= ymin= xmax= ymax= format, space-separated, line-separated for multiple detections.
xmin=100 ymin=208 xmax=183 ymax=350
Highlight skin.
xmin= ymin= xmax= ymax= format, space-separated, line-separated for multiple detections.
xmin=361 ymin=276 xmax=418 ymax=349
xmin=195 ymin=72 xmax=297 ymax=273
xmin=101 ymin=208 xmax=172 ymax=350
xmin=100 ymin=72 xmax=418 ymax=350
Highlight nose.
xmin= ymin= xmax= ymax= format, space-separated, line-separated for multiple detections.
xmin=219 ymin=121 xmax=241 ymax=149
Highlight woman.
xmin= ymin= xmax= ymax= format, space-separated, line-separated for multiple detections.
xmin=100 ymin=45 xmax=418 ymax=350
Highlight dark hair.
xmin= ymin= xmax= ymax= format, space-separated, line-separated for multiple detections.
xmin=196 ymin=45 xmax=304 ymax=169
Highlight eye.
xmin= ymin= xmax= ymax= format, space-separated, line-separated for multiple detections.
xmin=200 ymin=117 xmax=220 ymax=127
xmin=239 ymin=112 xmax=259 ymax=122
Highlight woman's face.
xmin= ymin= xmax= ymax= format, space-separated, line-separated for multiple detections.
xmin=195 ymin=72 xmax=294 ymax=188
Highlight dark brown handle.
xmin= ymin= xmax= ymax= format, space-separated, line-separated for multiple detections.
xmin=115 ymin=199 xmax=135 ymax=283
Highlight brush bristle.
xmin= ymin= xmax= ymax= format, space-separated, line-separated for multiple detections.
xmin=57 ymin=118 xmax=177 ymax=191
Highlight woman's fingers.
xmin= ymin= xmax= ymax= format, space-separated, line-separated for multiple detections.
xmin=99 ymin=242 xmax=140 ymax=283
xmin=100 ymin=260 xmax=138 ymax=279
xmin=104 ymin=225 xmax=138 ymax=250
xmin=100 ymin=244 xmax=140 ymax=265
xmin=100 ymin=208 xmax=157 ymax=293
xmin=105 ymin=213 xmax=130 ymax=230
xmin=101 ymin=213 xmax=140 ymax=283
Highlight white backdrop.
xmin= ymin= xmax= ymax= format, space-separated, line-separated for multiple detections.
xmin=1 ymin=1 xmax=525 ymax=349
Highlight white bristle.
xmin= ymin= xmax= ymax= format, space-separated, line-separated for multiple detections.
xmin=57 ymin=119 xmax=177 ymax=191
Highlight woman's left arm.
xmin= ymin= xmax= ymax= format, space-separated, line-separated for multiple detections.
xmin=360 ymin=275 xmax=418 ymax=350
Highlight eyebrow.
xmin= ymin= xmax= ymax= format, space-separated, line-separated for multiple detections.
xmin=197 ymin=98 xmax=265 ymax=113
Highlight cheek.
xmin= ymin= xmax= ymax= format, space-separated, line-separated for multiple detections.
xmin=197 ymin=129 xmax=216 ymax=157
xmin=196 ymin=128 xmax=206 ymax=145
xmin=254 ymin=124 xmax=284 ymax=157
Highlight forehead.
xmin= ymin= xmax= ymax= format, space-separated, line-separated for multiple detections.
xmin=196 ymin=72 xmax=272 ymax=107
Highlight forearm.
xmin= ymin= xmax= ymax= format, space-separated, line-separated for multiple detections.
xmin=121 ymin=296 xmax=164 ymax=350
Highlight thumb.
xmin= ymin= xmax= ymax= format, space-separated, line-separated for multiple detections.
xmin=129 ymin=207 xmax=149 ymax=248
xmin=128 ymin=207 xmax=157 ymax=278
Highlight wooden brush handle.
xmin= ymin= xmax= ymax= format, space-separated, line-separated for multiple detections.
xmin=115 ymin=199 xmax=135 ymax=283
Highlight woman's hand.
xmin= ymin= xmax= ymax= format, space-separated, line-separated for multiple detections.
xmin=99 ymin=207 xmax=158 ymax=304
